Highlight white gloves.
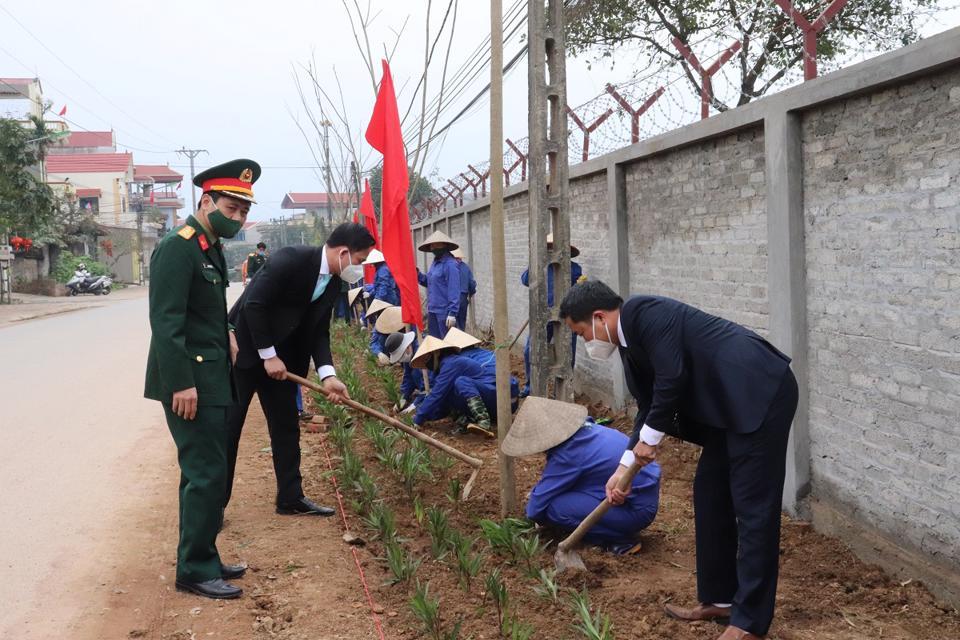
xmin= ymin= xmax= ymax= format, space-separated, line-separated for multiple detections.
xmin=445 ymin=315 xmax=457 ymax=328
xmin=377 ymin=352 xmax=390 ymax=367
xmin=400 ymin=403 xmax=417 ymax=415
xmin=363 ymin=290 xmax=371 ymax=299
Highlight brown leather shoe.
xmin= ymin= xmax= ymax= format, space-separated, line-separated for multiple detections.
xmin=664 ymin=602 xmax=731 ymax=622
xmin=716 ymin=625 xmax=765 ymax=639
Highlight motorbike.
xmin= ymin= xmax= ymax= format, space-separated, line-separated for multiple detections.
xmin=66 ymin=270 xmax=113 ymax=296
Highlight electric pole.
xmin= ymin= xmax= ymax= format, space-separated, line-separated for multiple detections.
xmin=176 ymin=147 xmax=208 ymax=212
xmin=321 ymin=121 xmax=333 ymax=223
xmin=490 ymin=0 xmax=516 ymax=516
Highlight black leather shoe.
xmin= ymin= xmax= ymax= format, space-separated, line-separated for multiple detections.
xmin=221 ymin=563 xmax=247 ymax=580
xmin=276 ymin=497 xmax=335 ymax=516
xmin=175 ymin=578 xmax=242 ymax=599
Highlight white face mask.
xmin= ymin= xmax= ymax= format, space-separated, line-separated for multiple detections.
xmin=584 ymin=315 xmax=617 ymax=360
xmin=338 ymin=251 xmax=364 ymax=284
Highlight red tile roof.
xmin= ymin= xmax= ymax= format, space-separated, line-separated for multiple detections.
xmin=76 ymin=188 xmax=102 ymax=198
xmin=134 ymin=164 xmax=183 ymax=183
xmin=46 ymin=153 xmax=133 ymax=174
xmin=281 ymin=192 xmax=353 ymax=209
xmin=57 ymin=131 xmax=114 ymax=149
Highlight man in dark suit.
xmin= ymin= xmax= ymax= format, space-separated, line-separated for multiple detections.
xmin=225 ymin=222 xmax=375 ymax=517
xmin=560 ymin=280 xmax=798 ymax=640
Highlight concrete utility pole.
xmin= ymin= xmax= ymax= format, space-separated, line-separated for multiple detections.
xmin=527 ymin=0 xmax=573 ymax=401
xmin=490 ymin=0 xmax=516 ymax=516
xmin=176 ymin=147 xmax=207 ymax=212
xmin=321 ymin=120 xmax=333 ymax=223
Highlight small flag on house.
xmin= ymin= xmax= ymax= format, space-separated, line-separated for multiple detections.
xmin=58 ymin=105 xmax=67 ymax=116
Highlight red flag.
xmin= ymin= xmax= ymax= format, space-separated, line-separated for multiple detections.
xmin=359 ymin=179 xmax=379 ymax=285
xmin=150 ymin=189 xmax=155 ymax=204
xmin=58 ymin=105 xmax=67 ymax=116
xmin=365 ymin=60 xmax=422 ymax=330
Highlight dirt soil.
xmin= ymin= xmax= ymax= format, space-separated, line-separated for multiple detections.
xmin=90 ymin=322 xmax=960 ymax=639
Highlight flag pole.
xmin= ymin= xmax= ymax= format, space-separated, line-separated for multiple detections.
xmin=490 ymin=0 xmax=516 ymax=516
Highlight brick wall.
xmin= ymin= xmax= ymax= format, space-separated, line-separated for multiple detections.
xmin=803 ymin=66 xmax=960 ymax=570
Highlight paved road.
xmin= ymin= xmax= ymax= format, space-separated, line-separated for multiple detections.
xmin=0 ymin=290 xmax=171 ymax=637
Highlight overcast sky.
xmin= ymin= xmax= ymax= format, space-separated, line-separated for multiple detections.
xmin=2 ymin=1 xmax=958 ymax=222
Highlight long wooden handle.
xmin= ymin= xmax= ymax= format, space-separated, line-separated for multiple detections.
xmin=286 ymin=372 xmax=482 ymax=469
xmin=557 ymin=460 xmax=644 ymax=552
xmin=508 ymin=319 xmax=529 ymax=351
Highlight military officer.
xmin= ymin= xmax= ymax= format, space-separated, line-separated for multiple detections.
xmin=245 ymin=242 xmax=267 ymax=284
xmin=144 ymin=159 xmax=261 ymax=600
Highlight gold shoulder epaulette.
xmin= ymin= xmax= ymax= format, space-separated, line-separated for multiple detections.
xmin=577 ymin=274 xmax=588 ymax=284
xmin=249 ymin=252 xmax=256 ymax=257
xmin=177 ymin=226 xmax=196 ymax=240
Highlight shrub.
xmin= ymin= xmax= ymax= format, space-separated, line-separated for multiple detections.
xmin=52 ymin=254 xmax=109 ymax=283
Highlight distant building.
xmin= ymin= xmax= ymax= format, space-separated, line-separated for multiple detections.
xmin=48 ymin=130 xmax=116 ymax=155
xmin=133 ymin=164 xmax=185 ymax=230
xmin=280 ymin=192 xmax=354 ymax=224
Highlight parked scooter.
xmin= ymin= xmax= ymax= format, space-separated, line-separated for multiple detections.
xmin=66 ymin=264 xmax=113 ymax=296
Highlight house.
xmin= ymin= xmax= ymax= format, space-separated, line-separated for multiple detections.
xmin=280 ymin=192 xmax=354 ymax=224
xmin=133 ymin=164 xmax=185 ymax=230
xmin=45 ymin=153 xmax=162 ymax=284
xmin=48 ymin=130 xmax=116 ymax=155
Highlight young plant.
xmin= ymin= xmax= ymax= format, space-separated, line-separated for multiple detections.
xmin=478 ymin=518 xmax=534 ymax=559
xmin=336 ymin=448 xmax=364 ymax=488
xmin=426 ymin=506 xmax=454 ymax=559
xmin=569 ymin=588 xmax=615 ymax=640
xmin=351 ymin=471 xmax=378 ymax=516
xmin=503 ymin=616 xmax=534 ymax=640
xmin=396 ymin=443 xmax=432 ymax=497
xmin=484 ymin=568 xmax=509 ymax=634
xmin=451 ymin=535 xmax=483 ymax=591
xmin=409 ymin=581 xmax=462 ymax=640
xmin=383 ymin=540 xmax=422 ymax=585
xmin=446 ymin=477 xmax=463 ymax=508
xmin=433 ymin=451 xmax=455 ymax=476
xmin=532 ymin=567 xmax=561 ymax=603
xmin=514 ymin=533 xmax=548 ymax=578
xmin=363 ymin=502 xmax=398 ymax=543
xmin=371 ymin=426 xmax=401 ymax=467
xmin=413 ymin=495 xmax=426 ymax=531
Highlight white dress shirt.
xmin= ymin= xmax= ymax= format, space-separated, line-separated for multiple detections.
xmin=258 ymin=247 xmax=337 ymax=381
xmin=617 ymin=315 xmax=665 ymax=467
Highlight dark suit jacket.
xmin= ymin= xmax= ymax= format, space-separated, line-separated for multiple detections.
xmin=620 ymin=295 xmax=791 ymax=449
xmin=229 ymin=245 xmax=341 ymax=378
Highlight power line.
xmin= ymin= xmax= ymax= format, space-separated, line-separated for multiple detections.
xmin=0 ymin=3 xmax=173 ymax=147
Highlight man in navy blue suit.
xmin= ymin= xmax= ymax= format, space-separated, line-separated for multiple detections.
xmin=560 ymin=280 xmax=797 ymax=640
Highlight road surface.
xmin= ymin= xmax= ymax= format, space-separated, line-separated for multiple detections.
xmin=0 ymin=289 xmax=168 ymax=638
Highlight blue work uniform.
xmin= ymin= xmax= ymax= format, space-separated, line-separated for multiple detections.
xmin=365 ymin=263 xmax=400 ymax=306
xmin=521 ymin=261 xmax=583 ymax=396
xmin=526 ymin=420 xmax=660 ymax=548
xmin=370 ymin=328 xmax=387 ymax=356
xmin=459 ymin=346 xmax=494 ymax=374
xmin=413 ymin=354 xmax=517 ymax=426
xmin=456 ymin=260 xmax=477 ymax=330
xmin=417 ymin=253 xmax=460 ymax=339
xmin=400 ymin=337 xmax=425 ymax=403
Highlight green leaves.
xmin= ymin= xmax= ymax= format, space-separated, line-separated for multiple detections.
xmin=0 ymin=117 xmax=57 ymax=238
xmin=569 ymin=588 xmax=615 ymax=640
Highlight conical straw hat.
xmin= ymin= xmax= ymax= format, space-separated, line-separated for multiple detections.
xmin=546 ymin=233 xmax=580 ymax=258
xmin=418 ymin=230 xmax=459 ymax=252
xmin=500 ymin=396 xmax=588 ymax=457
xmin=347 ymin=287 xmax=363 ymax=306
xmin=451 ymin=248 xmax=465 ymax=259
xmin=374 ymin=306 xmax=405 ymax=334
xmin=411 ymin=335 xmax=457 ymax=369
xmin=443 ymin=327 xmax=481 ymax=351
xmin=362 ymin=248 xmax=385 ymax=265
xmin=366 ymin=298 xmax=392 ymax=317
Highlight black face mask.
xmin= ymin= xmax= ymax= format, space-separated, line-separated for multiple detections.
xmin=432 ymin=248 xmax=448 ymax=259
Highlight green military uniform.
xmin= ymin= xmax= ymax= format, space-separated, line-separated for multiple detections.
xmin=145 ymin=216 xmax=233 ymax=582
xmin=145 ymin=158 xmax=259 ymax=586
xmin=245 ymin=251 xmax=266 ymax=278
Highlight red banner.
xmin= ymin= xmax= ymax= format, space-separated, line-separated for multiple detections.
xmin=365 ymin=60 xmax=422 ymax=330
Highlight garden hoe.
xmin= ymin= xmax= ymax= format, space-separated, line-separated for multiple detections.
xmin=285 ymin=372 xmax=483 ymax=500
xmin=554 ymin=459 xmax=646 ymax=573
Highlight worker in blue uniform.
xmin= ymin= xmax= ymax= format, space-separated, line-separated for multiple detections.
xmin=521 ymin=235 xmax=585 ymax=397
xmin=451 ymin=248 xmax=476 ymax=331
xmin=502 ymin=397 xmax=660 ymax=554
xmin=443 ymin=327 xmax=495 ymax=374
xmin=406 ymin=335 xmax=517 ymax=437
xmin=364 ymin=299 xmax=394 ymax=358
xmin=416 ymin=230 xmax=461 ymax=339
xmin=362 ymin=249 xmax=400 ymax=306
xmin=382 ymin=331 xmax=427 ymax=412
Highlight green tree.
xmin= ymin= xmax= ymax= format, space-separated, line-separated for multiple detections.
xmin=565 ymin=0 xmax=935 ymax=108
xmin=369 ymin=165 xmax=435 ymax=218
xmin=0 ymin=117 xmax=57 ymax=237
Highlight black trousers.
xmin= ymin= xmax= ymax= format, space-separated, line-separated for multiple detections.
xmin=693 ymin=369 xmax=798 ymax=636
xmin=225 ymin=364 xmax=304 ymax=507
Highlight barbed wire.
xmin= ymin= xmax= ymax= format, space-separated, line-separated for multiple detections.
xmin=411 ymin=0 xmax=959 ymax=220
